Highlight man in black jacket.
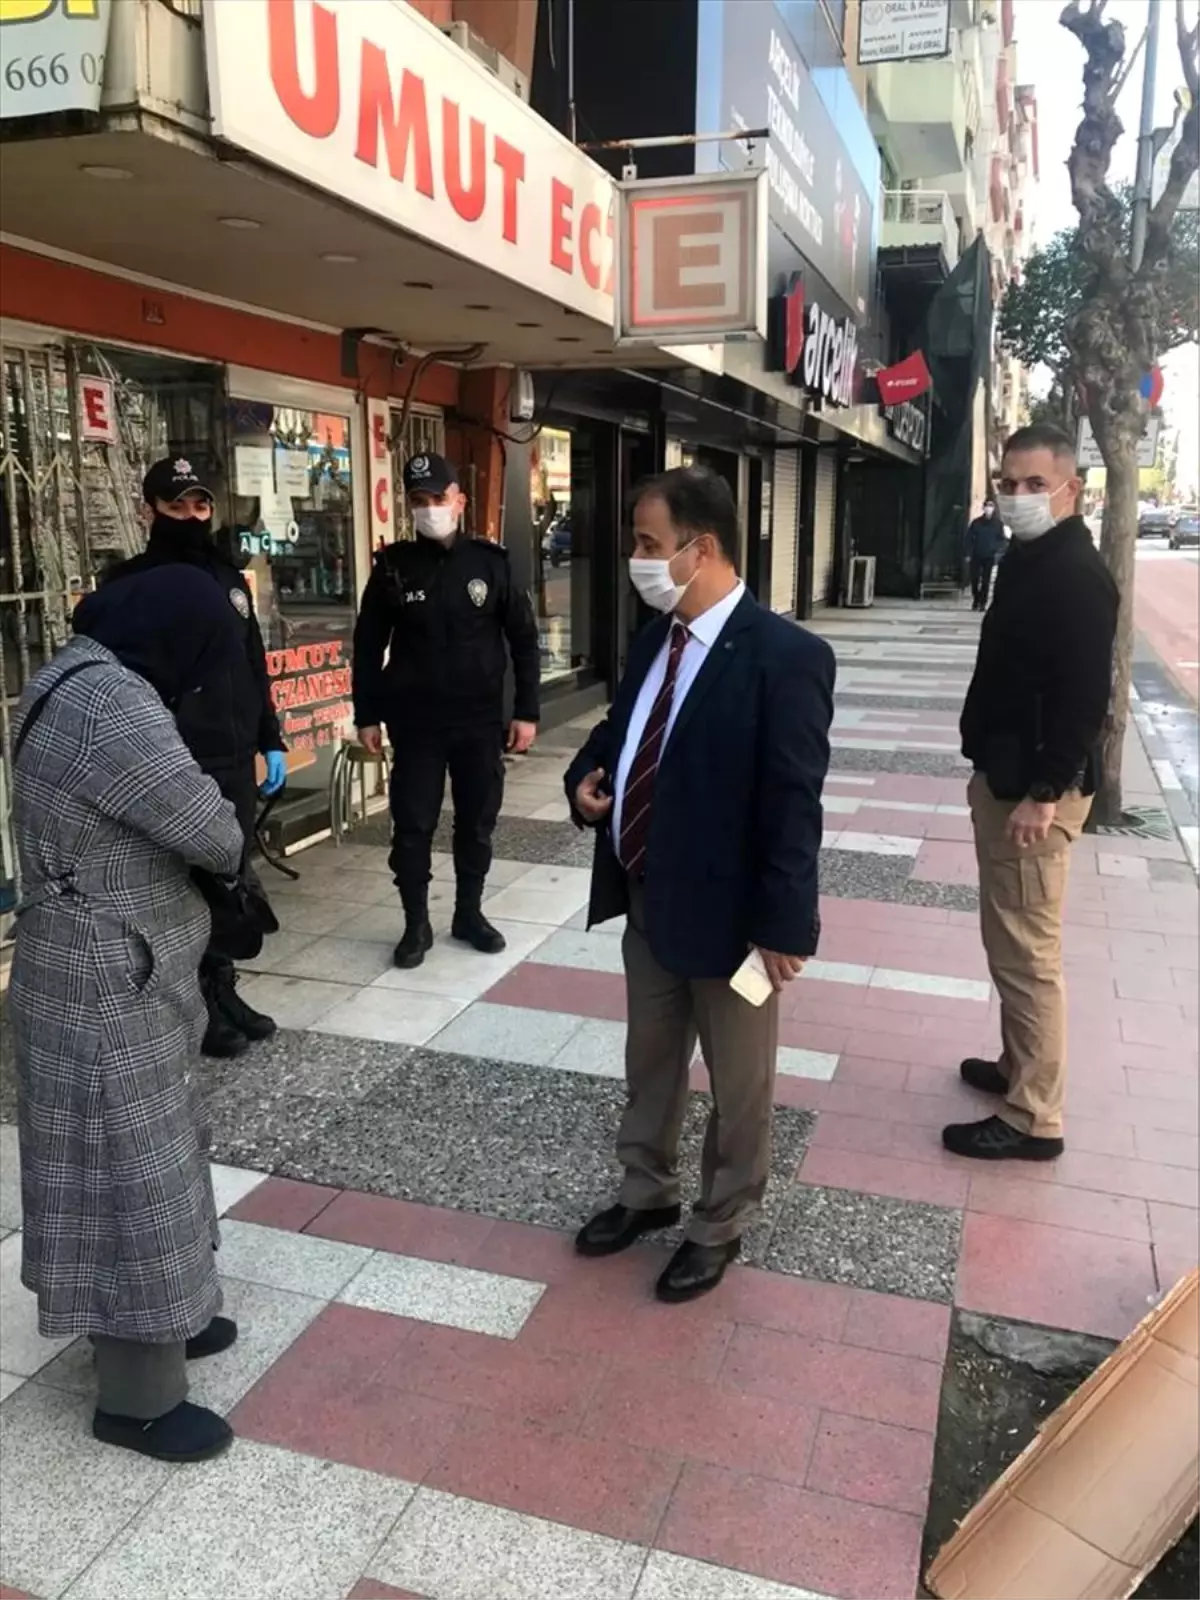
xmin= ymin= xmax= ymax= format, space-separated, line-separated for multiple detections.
xmin=353 ymin=454 xmax=540 ymax=969
xmin=99 ymin=457 xmax=287 ymax=1057
xmin=947 ymin=423 xmax=1117 ymax=1162
xmin=964 ymin=499 xmax=1007 ymax=610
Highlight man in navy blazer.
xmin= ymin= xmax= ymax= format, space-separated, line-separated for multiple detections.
xmin=565 ymin=467 xmax=834 ymax=1303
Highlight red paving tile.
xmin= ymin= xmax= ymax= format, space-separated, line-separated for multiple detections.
xmin=484 ymin=963 xmax=625 ymax=1020
xmin=910 ymin=841 xmax=978 ymax=884
xmin=226 ymin=1175 xmax=339 ymax=1231
xmin=347 ymin=1583 xmax=425 ymax=1600
xmin=1047 ymin=1151 xmax=1198 ymax=1207
xmin=384 ymin=1322 xmax=599 ymax=1429
xmin=581 ymin=1360 xmax=819 ymax=1485
xmin=657 ymin=1462 xmax=923 ymax=1600
xmin=966 ymin=1172 xmax=1152 ymax=1243
xmin=798 ymin=1146 xmax=970 ymax=1208
xmin=1149 ymin=1202 xmax=1200 ymax=1291
xmin=306 ymin=1190 xmax=496 ymax=1263
xmin=806 ymin=1411 xmax=935 ymax=1516
xmin=426 ymin=1408 xmax=679 ymax=1545
xmin=956 ymin=1212 xmax=1158 ymax=1340
xmin=842 ymin=1291 xmax=951 ymax=1364
xmin=717 ymin=1266 xmax=852 ymax=1342
xmin=521 ymin=1275 xmax=735 ymax=1381
xmin=1133 ymin=1126 xmax=1200 ymax=1169
xmin=721 ymin=1325 xmax=942 ymax=1433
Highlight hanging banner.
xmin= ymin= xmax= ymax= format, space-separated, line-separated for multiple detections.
xmin=876 ymin=350 xmax=933 ymax=405
xmin=0 ymin=0 xmax=112 ymax=118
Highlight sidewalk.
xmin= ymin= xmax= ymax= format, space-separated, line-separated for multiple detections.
xmin=2 ymin=599 xmax=1197 ymax=1600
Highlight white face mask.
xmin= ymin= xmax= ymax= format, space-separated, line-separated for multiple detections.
xmin=413 ymin=504 xmax=459 ymax=543
xmin=628 ymin=540 xmax=698 ymax=613
xmin=997 ymin=485 xmax=1068 ymax=542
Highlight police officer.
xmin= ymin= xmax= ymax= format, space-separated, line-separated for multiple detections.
xmin=100 ymin=457 xmax=287 ymax=1056
xmin=353 ymin=453 xmax=540 ymax=969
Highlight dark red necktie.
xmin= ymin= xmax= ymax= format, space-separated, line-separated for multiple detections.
xmin=619 ymin=621 xmax=690 ymax=877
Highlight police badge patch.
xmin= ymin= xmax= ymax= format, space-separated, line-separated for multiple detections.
xmin=467 ymin=579 xmax=488 ymax=608
xmin=229 ymin=587 xmax=251 ymax=618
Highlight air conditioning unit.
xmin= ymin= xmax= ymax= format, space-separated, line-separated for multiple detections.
xmin=846 ymin=555 xmax=877 ymax=608
xmin=442 ymin=20 xmax=530 ymax=102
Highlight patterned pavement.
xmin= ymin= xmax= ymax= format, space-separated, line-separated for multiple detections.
xmin=1 ymin=600 xmax=1197 ymax=1600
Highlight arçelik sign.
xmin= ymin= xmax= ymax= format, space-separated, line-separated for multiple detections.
xmin=769 ymin=274 xmax=859 ymax=408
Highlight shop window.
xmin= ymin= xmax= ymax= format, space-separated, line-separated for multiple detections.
xmin=226 ymin=397 xmax=356 ymax=797
xmin=531 ymin=425 xmax=592 ymax=684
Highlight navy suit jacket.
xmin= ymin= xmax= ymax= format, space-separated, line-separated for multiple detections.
xmin=564 ymin=591 xmax=835 ymax=979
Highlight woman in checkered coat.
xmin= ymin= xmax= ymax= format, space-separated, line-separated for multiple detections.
xmin=9 ymin=566 xmax=246 ymax=1463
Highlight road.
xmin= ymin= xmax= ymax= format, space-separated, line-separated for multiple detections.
xmin=1134 ymin=538 xmax=1199 ymax=705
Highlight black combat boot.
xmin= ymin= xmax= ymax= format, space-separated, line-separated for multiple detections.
xmin=451 ymin=880 xmax=506 ymax=955
xmin=212 ymin=966 xmax=276 ymax=1042
xmin=200 ymin=971 xmax=250 ymax=1059
xmin=393 ymin=892 xmax=434 ymax=969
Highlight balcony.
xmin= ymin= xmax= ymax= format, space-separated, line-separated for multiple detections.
xmin=880 ymin=190 xmax=961 ymax=275
xmin=868 ymin=53 xmax=969 ymax=179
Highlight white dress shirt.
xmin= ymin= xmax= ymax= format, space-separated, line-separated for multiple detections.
xmin=612 ymin=581 xmax=746 ymax=842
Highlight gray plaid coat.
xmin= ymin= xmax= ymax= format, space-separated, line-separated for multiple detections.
xmin=9 ymin=637 xmax=244 ymax=1342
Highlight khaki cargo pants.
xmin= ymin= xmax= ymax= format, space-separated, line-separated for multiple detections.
xmin=969 ymin=772 xmax=1092 ymax=1139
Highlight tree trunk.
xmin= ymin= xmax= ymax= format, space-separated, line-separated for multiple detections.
xmin=1092 ymin=440 xmax=1139 ymax=825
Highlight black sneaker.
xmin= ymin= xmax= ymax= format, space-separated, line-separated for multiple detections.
xmin=214 ymin=973 xmax=276 ymax=1042
xmin=393 ymin=918 xmax=434 ymax=969
xmin=960 ymin=1057 xmax=1009 ymax=1095
xmin=93 ymin=1400 xmax=233 ymax=1463
xmin=451 ymin=908 xmax=506 ymax=955
xmin=942 ymin=1114 xmax=1063 ymax=1162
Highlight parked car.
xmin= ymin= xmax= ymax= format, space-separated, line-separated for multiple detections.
xmin=545 ymin=516 xmax=572 ymax=566
xmin=1138 ymin=504 xmax=1177 ymax=538
xmin=1169 ymin=509 xmax=1199 ymax=549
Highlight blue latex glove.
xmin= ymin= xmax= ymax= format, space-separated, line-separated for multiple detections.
xmin=260 ymin=750 xmax=287 ymax=797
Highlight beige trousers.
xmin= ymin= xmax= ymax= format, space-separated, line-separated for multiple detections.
xmin=969 ymin=772 xmax=1092 ymax=1139
xmin=617 ymin=888 xmax=779 ymax=1246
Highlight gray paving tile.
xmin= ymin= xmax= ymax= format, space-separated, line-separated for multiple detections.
xmin=235 ymin=973 xmax=358 ymax=1031
xmin=528 ymin=926 xmax=626 ymax=974
xmin=261 ymin=935 xmax=397 ymax=988
xmin=766 ymin=1184 xmax=961 ymax=1303
xmin=368 ymin=1487 xmax=645 ymax=1600
xmin=33 ymin=1276 xmax=325 ymax=1417
xmin=1 ymin=1232 xmax=76 ymax=1377
xmin=215 ymin=1219 xmax=371 ymax=1299
xmin=818 ymin=850 xmax=913 ymax=902
xmin=0 ymin=1119 xmax=21 ymax=1232
xmin=0 ymin=1381 xmax=169 ymax=1598
xmin=547 ymin=1018 xmax=627 ymax=1078
xmin=429 ymin=1001 xmax=585 ymax=1065
xmin=206 ymin=1041 xmax=813 ymax=1262
xmin=902 ymin=879 xmax=981 ymax=912
xmin=65 ymin=1438 xmax=414 ymax=1600
xmin=0 ymin=1368 xmax=25 ymax=1401
xmin=340 ymin=1253 xmax=544 ymax=1337
xmin=831 ymin=748 xmax=969 ymax=777
xmin=636 ymin=1552 xmax=835 ymax=1600
xmin=355 ymin=812 xmax=595 ymax=869
xmin=833 ymin=692 xmax=963 ymax=713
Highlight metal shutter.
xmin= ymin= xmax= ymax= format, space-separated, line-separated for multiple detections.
xmin=770 ymin=449 xmax=800 ymax=614
xmin=811 ymin=451 xmax=837 ymax=608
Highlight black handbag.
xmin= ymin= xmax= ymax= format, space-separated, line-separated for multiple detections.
xmin=190 ymin=868 xmax=270 ymax=962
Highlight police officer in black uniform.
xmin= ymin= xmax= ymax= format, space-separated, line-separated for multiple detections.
xmin=353 ymin=453 xmax=540 ymax=969
xmin=100 ymin=457 xmax=288 ymax=1057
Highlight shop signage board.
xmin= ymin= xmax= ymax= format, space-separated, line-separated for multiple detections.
xmin=202 ymin=0 xmax=617 ymax=327
xmin=767 ymin=274 xmax=859 ymax=408
xmin=1076 ymin=413 xmax=1160 ymax=471
xmin=265 ymin=637 xmax=355 ymax=761
xmin=701 ymin=1 xmax=875 ymax=319
xmin=77 ymin=373 xmax=117 ymax=443
xmin=857 ymin=1 xmax=952 ymax=66
xmin=616 ymin=169 xmax=768 ymax=348
xmin=0 ymin=0 xmax=112 ymax=117
xmin=883 ymin=396 xmax=929 ymax=456
xmin=366 ymin=397 xmax=394 ymax=549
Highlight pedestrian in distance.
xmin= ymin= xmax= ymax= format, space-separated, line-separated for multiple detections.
xmin=99 ymin=457 xmax=287 ymax=1059
xmin=965 ymin=497 xmax=1008 ymax=611
xmin=566 ymin=466 xmax=834 ymax=1303
xmin=948 ymin=422 xmax=1118 ymax=1162
xmin=353 ymin=452 xmax=540 ymax=970
xmin=8 ymin=565 xmax=252 ymax=1463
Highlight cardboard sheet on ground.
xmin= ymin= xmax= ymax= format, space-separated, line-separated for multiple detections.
xmin=926 ymin=1269 xmax=1199 ymax=1600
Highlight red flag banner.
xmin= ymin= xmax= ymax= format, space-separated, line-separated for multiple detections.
xmin=876 ymin=350 xmax=932 ymax=405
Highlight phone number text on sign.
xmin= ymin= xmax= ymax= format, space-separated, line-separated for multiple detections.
xmin=0 ymin=0 xmax=111 ymax=118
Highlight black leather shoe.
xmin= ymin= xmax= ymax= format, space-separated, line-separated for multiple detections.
xmin=575 ymin=1203 xmax=682 ymax=1258
xmin=393 ymin=919 xmax=434 ymax=969
xmin=656 ymin=1238 xmax=741 ymax=1303
xmin=213 ymin=973 xmax=276 ymax=1042
xmin=452 ymin=908 xmax=507 ymax=955
xmin=960 ymin=1057 xmax=1009 ymax=1096
xmin=93 ymin=1400 xmax=234 ymax=1462
xmin=185 ymin=1315 xmax=238 ymax=1361
xmin=942 ymin=1114 xmax=1063 ymax=1162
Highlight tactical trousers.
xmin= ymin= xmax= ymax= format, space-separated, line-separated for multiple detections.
xmin=199 ymin=765 xmax=258 ymax=985
xmin=387 ymin=725 xmax=505 ymax=910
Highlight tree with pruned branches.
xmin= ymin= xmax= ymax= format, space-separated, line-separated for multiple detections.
xmin=1059 ymin=0 xmax=1199 ymax=824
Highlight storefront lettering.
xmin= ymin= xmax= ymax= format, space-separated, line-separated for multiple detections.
xmin=769 ymin=277 xmax=858 ymax=408
xmin=265 ymin=0 xmax=613 ymax=295
xmin=884 ymin=399 xmax=928 ymax=455
xmin=266 ymin=638 xmax=353 ymax=751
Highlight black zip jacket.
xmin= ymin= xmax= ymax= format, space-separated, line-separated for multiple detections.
xmin=960 ymin=516 xmax=1118 ymax=799
xmin=100 ymin=523 xmax=284 ymax=778
xmin=353 ymin=536 xmax=540 ymax=732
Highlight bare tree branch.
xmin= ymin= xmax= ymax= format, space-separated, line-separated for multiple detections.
xmin=1178 ymin=0 xmax=1199 ymax=98
xmin=1111 ymin=24 xmax=1147 ymax=104
xmin=1142 ymin=3 xmax=1200 ymax=276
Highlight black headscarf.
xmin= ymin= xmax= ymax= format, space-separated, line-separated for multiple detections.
xmin=72 ymin=562 xmax=243 ymax=712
